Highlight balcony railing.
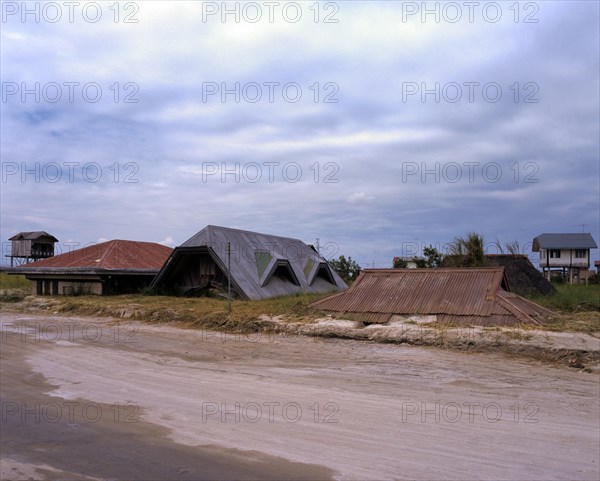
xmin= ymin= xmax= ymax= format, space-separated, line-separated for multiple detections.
xmin=539 ymin=260 xmax=589 ymax=268
xmin=30 ymin=250 xmax=54 ymax=258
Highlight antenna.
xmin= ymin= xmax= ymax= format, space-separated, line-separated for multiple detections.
xmin=316 ymin=238 xmax=320 ymax=255
xmin=579 ymin=224 xmax=587 ymax=233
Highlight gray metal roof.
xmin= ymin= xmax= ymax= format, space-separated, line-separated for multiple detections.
xmin=9 ymin=231 xmax=58 ymax=242
xmin=153 ymin=225 xmax=347 ymax=299
xmin=532 ymin=233 xmax=597 ymax=251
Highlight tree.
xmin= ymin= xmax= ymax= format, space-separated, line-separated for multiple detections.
xmin=447 ymin=232 xmax=487 ymax=267
xmin=422 ymin=245 xmax=443 ymax=268
xmin=328 ymin=255 xmax=361 ymax=284
xmin=414 ymin=258 xmax=427 ymax=268
xmin=393 ymin=257 xmax=408 ymax=268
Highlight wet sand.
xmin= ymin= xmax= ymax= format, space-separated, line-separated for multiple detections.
xmin=1 ymin=311 xmax=599 ymax=480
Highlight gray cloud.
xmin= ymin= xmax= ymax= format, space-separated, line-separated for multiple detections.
xmin=1 ymin=1 xmax=598 ymax=268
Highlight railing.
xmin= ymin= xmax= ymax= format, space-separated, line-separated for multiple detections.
xmin=539 ymin=260 xmax=589 ymax=268
xmin=12 ymin=250 xmax=54 ymax=258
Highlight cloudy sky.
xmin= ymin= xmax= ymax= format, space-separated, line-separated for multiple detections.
xmin=1 ymin=0 xmax=599 ymax=267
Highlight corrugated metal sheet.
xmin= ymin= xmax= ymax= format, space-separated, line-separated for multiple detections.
xmin=16 ymin=240 xmax=172 ymax=272
xmin=311 ymin=268 xmax=555 ymax=326
xmin=9 ymin=231 xmax=58 ymax=242
xmin=533 ymin=233 xmax=597 ymax=250
xmin=152 ymin=225 xmax=347 ymax=299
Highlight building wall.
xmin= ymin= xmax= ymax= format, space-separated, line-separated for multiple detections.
xmin=538 ymin=248 xmax=589 ymax=268
xmin=12 ymin=240 xmax=54 ymax=257
xmin=32 ymin=279 xmax=103 ymax=295
xmin=12 ymin=240 xmax=32 ymax=257
xmin=28 ymin=274 xmax=155 ymax=295
xmin=59 ymin=280 xmax=103 ymax=295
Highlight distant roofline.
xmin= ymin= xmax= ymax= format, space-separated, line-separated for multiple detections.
xmin=8 ymin=267 xmax=161 ymax=275
xmin=203 ymin=225 xmax=307 ymax=244
xmin=9 ymin=231 xmax=58 ymax=242
xmin=362 ymin=267 xmax=505 ymax=272
xmin=533 ymin=233 xmax=597 ymax=250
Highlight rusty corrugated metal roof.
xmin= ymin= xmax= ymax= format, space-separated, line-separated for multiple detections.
xmin=15 ymin=240 xmax=172 ymax=272
xmin=311 ymin=268 xmax=554 ymax=326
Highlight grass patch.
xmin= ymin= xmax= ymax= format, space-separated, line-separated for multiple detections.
xmin=0 ymin=272 xmax=30 ymax=290
xmin=536 ymin=312 xmax=600 ymax=334
xmin=529 ymin=283 xmax=600 ymax=313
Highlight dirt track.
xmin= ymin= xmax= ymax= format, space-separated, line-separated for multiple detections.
xmin=1 ymin=311 xmax=599 ymax=480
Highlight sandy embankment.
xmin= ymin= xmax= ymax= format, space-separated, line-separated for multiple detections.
xmin=1 ymin=311 xmax=599 ymax=481
xmin=275 ymin=315 xmax=600 ymax=367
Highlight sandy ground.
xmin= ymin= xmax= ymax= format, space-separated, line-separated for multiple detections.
xmin=1 ymin=311 xmax=599 ymax=481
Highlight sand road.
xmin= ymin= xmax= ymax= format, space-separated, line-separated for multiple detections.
xmin=1 ymin=311 xmax=598 ymax=481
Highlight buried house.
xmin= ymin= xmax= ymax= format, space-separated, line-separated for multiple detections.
xmin=441 ymin=254 xmax=556 ymax=297
xmin=13 ymin=240 xmax=172 ymax=295
xmin=150 ymin=225 xmax=347 ymax=299
xmin=311 ymin=268 xmax=555 ymax=326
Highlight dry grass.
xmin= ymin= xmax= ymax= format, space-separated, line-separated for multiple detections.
xmin=36 ymin=292 xmax=328 ymax=333
xmin=0 ymin=272 xmax=30 ymax=290
xmin=535 ymin=311 xmax=600 ymax=334
xmin=1 ymin=282 xmax=598 ymax=336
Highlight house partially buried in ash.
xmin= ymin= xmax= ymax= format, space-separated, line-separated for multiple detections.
xmin=150 ymin=225 xmax=347 ymax=299
xmin=311 ymin=268 xmax=555 ymax=327
xmin=441 ymin=254 xmax=556 ymax=297
xmin=13 ymin=240 xmax=172 ymax=295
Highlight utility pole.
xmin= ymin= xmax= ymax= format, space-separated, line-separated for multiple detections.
xmin=227 ymin=242 xmax=231 ymax=313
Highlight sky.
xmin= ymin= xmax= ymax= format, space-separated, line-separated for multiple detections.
xmin=1 ymin=0 xmax=599 ymax=268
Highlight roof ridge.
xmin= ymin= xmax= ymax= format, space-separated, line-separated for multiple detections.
xmin=205 ymin=225 xmax=305 ymax=243
xmin=97 ymin=239 xmax=118 ymax=266
xmin=495 ymin=291 xmax=541 ymax=325
xmin=486 ymin=267 xmax=506 ymax=300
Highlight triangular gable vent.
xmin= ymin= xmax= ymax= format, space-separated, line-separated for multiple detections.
xmin=261 ymin=260 xmax=300 ymax=287
xmin=309 ymin=262 xmax=336 ymax=286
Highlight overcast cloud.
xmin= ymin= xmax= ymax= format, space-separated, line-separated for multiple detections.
xmin=1 ymin=0 xmax=598 ymax=267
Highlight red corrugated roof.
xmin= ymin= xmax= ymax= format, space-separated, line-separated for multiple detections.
xmin=17 ymin=240 xmax=172 ymax=271
xmin=311 ymin=268 xmax=555 ymax=326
